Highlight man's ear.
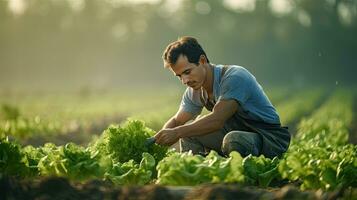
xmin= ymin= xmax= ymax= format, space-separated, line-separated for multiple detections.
xmin=199 ymin=54 xmax=207 ymax=65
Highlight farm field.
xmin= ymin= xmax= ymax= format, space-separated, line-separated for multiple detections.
xmin=1 ymin=87 xmax=357 ymax=200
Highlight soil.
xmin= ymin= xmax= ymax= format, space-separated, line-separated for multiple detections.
xmin=1 ymin=176 xmax=355 ymax=200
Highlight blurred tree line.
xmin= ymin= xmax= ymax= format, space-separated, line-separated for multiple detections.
xmin=0 ymin=0 xmax=356 ymax=92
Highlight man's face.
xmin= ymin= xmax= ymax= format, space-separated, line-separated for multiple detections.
xmin=169 ymin=55 xmax=206 ymax=90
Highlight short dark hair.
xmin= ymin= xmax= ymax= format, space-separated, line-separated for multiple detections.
xmin=162 ymin=36 xmax=210 ymax=68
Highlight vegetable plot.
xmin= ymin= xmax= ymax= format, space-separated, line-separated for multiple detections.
xmin=278 ymin=90 xmax=357 ymax=190
xmin=1 ymin=119 xmax=166 ymax=185
xmin=1 ymin=89 xmax=356 ymax=191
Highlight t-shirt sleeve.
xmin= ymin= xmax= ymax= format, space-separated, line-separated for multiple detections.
xmin=179 ymin=88 xmax=203 ymax=116
xmin=218 ymin=72 xmax=252 ymax=105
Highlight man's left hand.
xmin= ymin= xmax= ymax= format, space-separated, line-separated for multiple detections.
xmin=154 ymin=128 xmax=180 ymax=146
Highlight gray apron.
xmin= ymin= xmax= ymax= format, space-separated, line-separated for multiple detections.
xmin=200 ymin=65 xmax=291 ymax=158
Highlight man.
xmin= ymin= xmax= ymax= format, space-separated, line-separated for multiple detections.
xmin=154 ymin=36 xmax=290 ymax=158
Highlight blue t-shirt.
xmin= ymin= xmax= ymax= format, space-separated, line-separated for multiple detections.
xmin=179 ymin=65 xmax=280 ymax=124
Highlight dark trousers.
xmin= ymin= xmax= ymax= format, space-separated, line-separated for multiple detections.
xmin=180 ymin=117 xmax=290 ymax=158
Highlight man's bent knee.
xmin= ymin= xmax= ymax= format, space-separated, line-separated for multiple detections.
xmin=221 ymin=131 xmax=261 ymax=157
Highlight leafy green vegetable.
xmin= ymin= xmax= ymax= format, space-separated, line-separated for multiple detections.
xmin=37 ymin=143 xmax=67 ymax=177
xmin=104 ymin=152 xmax=155 ymax=185
xmin=92 ymin=119 xmax=167 ymax=164
xmin=242 ymin=155 xmax=280 ymax=187
xmin=0 ymin=137 xmax=28 ymax=177
xmin=156 ymin=151 xmax=208 ymax=185
xmin=278 ymin=90 xmax=356 ymax=190
xmin=61 ymin=143 xmax=101 ymax=180
xmin=156 ymin=151 xmax=245 ymax=186
xmin=224 ymin=151 xmax=245 ymax=183
xmin=38 ymin=143 xmax=100 ymax=180
xmin=22 ymin=145 xmax=43 ymax=177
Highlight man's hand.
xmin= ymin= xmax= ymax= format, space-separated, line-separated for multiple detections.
xmin=154 ymin=128 xmax=180 ymax=146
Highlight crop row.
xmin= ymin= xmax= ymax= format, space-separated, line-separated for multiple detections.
xmin=0 ymin=120 xmax=166 ymax=185
xmin=279 ymin=90 xmax=356 ymax=190
xmin=275 ymin=89 xmax=324 ymax=125
xmin=1 ymin=90 xmax=356 ymax=191
xmin=0 ymin=90 xmax=182 ymax=139
xmin=0 ymin=87 xmax=316 ymax=141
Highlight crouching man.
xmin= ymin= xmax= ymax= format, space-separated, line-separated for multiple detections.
xmin=154 ymin=36 xmax=290 ymax=158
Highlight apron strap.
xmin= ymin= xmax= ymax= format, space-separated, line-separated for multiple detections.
xmin=200 ymin=65 xmax=230 ymax=111
xmin=220 ymin=65 xmax=229 ymax=82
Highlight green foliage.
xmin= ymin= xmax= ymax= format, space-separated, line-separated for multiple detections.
xmin=278 ymin=90 xmax=356 ymax=190
xmin=104 ymin=153 xmax=155 ymax=185
xmin=0 ymin=119 xmax=168 ymax=185
xmin=156 ymin=151 xmax=245 ymax=186
xmin=61 ymin=143 xmax=101 ymax=180
xmin=2 ymin=0 xmax=357 ymax=88
xmin=276 ymin=89 xmax=324 ymax=125
xmin=0 ymin=116 xmax=61 ymax=139
xmin=242 ymin=155 xmax=280 ymax=187
xmin=279 ymin=143 xmax=357 ymax=190
xmin=0 ymin=102 xmax=63 ymax=139
xmin=1 ymin=91 xmax=357 ymax=190
xmin=22 ymin=145 xmax=43 ymax=177
xmin=38 ymin=143 xmax=101 ymax=181
xmin=92 ymin=119 xmax=167 ymax=164
xmin=0 ymin=137 xmax=28 ymax=177
xmin=1 ymin=104 xmax=20 ymax=120
xmin=37 ymin=143 xmax=66 ymax=177
xmin=156 ymin=151 xmax=212 ymax=185
xmin=156 ymin=150 xmax=281 ymax=187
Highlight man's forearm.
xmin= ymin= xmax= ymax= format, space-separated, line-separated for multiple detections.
xmin=162 ymin=116 xmax=179 ymax=129
xmin=174 ymin=113 xmax=224 ymax=138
